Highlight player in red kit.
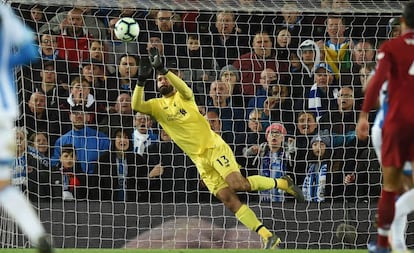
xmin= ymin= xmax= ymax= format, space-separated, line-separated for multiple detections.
xmin=356 ymin=1 xmax=414 ymax=252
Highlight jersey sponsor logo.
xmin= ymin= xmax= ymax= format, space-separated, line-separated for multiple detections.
xmin=377 ymin=52 xmax=384 ymax=60
xmin=166 ymin=108 xmax=187 ymax=121
xmin=404 ymin=38 xmax=414 ymax=45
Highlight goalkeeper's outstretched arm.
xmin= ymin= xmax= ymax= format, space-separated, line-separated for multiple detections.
xmin=131 ymin=85 xmax=152 ymax=115
xmin=164 ymin=71 xmax=193 ymax=101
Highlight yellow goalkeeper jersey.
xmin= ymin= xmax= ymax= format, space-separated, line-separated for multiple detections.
xmin=132 ymin=72 xmax=218 ymax=155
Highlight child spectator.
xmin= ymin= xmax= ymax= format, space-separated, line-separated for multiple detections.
xmin=302 ymin=132 xmax=331 ymax=202
xmin=55 ymin=145 xmax=86 ymax=200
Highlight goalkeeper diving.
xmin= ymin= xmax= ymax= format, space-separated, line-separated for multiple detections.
xmin=131 ymin=47 xmax=305 ymax=249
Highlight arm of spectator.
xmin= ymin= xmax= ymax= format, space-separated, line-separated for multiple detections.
xmin=149 ymin=163 xmax=164 ymax=178
xmin=243 ymin=145 xmax=259 ymax=157
xmin=59 ymin=14 xmax=70 ymax=33
xmin=344 ymin=173 xmax=355 ymax=185
xmin=263 ymin=97 xmax=277 ymax=117
xmin=166 ymin=71 xmax=194 ymax=100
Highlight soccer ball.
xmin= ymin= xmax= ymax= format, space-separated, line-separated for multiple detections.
xmin=114 ymin=17 xmax=140 ymax=42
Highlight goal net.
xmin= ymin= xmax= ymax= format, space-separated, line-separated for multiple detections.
xmin=2 ymin=0 xmax=412 ymax=250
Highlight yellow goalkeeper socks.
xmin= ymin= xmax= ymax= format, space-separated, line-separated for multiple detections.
xmin=235 ymin=204 xmax=266 ymax=234
xmin=257 ymin=226 xmax=273 ymax=240
xmin=247 ymin=175 xmax=276 ymax=191
xmin=275 ymin=178 xmax=289 ymax=191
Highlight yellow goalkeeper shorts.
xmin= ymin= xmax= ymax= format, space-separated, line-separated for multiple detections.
xmin=190 ymin=138 xmax=241 ymax=196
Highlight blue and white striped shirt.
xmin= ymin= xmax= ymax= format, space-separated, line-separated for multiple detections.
xmin=0 ymin=4 xmax=37 ymax=118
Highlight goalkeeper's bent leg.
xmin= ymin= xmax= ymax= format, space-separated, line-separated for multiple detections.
xmin=235 ymin=204 xmax=273 ymax=240
xmin=216 ymin=187 xmax=273 ymax=241
xmin=247 ymin=175 xmax=290 ymax=191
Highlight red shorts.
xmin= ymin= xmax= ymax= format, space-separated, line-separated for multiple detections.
xmin=381 ymin=124 xmax=414 ymax=168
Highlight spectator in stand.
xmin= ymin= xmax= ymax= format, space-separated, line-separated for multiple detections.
xmin=264 ymin=84 xmax=295 ymax=134
xmin=105 ymin=17 xmax=139 ymax=74
xmin=39 ymin=6 xmax=107 ymax=40
xmin=21 ymin=32 xmax=69 ymax=102
xmin=88 ymin=39 xmax=114 ymax=75
xmin=275 ymin=28 xmax=292 ymax=63
xmin=18 ymin=92 xmax=60 ymax=145
xmin=99 ymin=93 xmax=134 ymax=137
xmin=111 ymin=54 xmax=139 ymax=95
xmin=219 ymin=65 xmax=243 ymax=107
xmin=28 ymin=132 xmax=50 ymax=157
xmin=233 ymin=31 xmax=287 ymax=98
xmin=147 ymin=128 xmax=198 ymax=203
xmin=13 ymin=127 xmax=50 ymax=201
xmin=205 ymin=109 xmax=235 ymax=146
xmin=319 ymin=86 xmax=362 ymax=200
xmin=246 ymin=68 xmax=277 ymax=117
xmin=132 ymin=112 xmax=159 ymax=156
xmin=317 ymin=15 xmax=354 ymax=79
xmin=275 ymin=2 xmax=313 ymax=48
xmin=151 ymin=10 xmax=185 ymax=58
xmin=179 ymin=33 xmax=218 ymax=104
xmin=53 ymin=144 xmax=86 ymax=200
xmin=35 ymin=60 xmax=69 ymax=108
xmin=343 ymin=39 xmax=376 ymax=100
xmin=308 ymin=63 xmax=339 ymax=121
xmin=359 ymin=62 xmax=376 ymax=93
xmin=235 ymin=109 xmax=267 ymax=178
xmin=80 ymin=58 xmax=116 ymax=106
xmin=320 ymin=86 xmax=359 ymax=147
xmin=292 ymin=39 xmax=321 ymax=110
xmin=98 ymin=128 xmax=148 ymax=202
xmin=302 ymin=132 xmax=331 ymax=202
xmin=210 ymin=10 xmax=249 ymax=68
xmin=55 ymin=7 xmax=93 ymax=71
xmin=292 ymin=111 xmax=318 ymax=185
xmin=52 ymin=104 xmax=110 ymax=175
xmin=244 ymin=123 xmax=294 ymax=202
xmin=59 ymin=77 xmax=107 ymax=133
xmin=207 ymin=80 xmax=245 ymax=134
xmin=24 ymin=4 xmax=47 ymax=33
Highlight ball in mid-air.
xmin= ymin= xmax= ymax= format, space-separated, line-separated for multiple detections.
xmin=114 ymin=17 xmax=140 ymax=42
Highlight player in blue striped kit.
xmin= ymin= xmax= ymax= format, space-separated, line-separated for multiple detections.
xmin=0 ymin=4 xmax=52 ymax=253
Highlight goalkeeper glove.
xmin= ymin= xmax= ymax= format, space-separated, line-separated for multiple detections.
xmin=137 ymin=57 xmax=152 ymax=86
xmin=149 ymin=47 xmax=168 ymax=75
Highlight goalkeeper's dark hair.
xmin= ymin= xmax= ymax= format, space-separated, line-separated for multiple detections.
xmin=403 ymin=1 xmax=414 ymax=28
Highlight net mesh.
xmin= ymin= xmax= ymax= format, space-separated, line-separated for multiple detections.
xmin=1 ymin=0 xmax=412 ymax=250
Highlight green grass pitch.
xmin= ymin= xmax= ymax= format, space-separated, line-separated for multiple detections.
xmin=0 ymin=249 xmax=368 ymax=253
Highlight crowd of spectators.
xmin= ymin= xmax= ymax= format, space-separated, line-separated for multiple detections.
xmin=12 ymin=1 xmax=393 ymax=203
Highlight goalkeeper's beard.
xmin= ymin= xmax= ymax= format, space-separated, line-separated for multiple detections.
xmin=159 ymin=85 xmax=174 ymax=96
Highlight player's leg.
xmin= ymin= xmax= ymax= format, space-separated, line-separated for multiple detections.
xmin=214 ymin=140 xmax=304 ymax=201
xmin=376 ymin=165 xmax=402 ymax=250
xmin=215 ymin=186 xmax=280 ymax=249
xmin=390 ymin=163 xmax=414 ymax=252
xmin=0 ymin=122 xmax=52 ymax=252
xmin=195 ymin=145 xmax=279 ymax=249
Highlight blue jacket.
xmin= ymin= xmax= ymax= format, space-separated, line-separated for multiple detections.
xmin=52 ymin=126 xmax=110 ymax=174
